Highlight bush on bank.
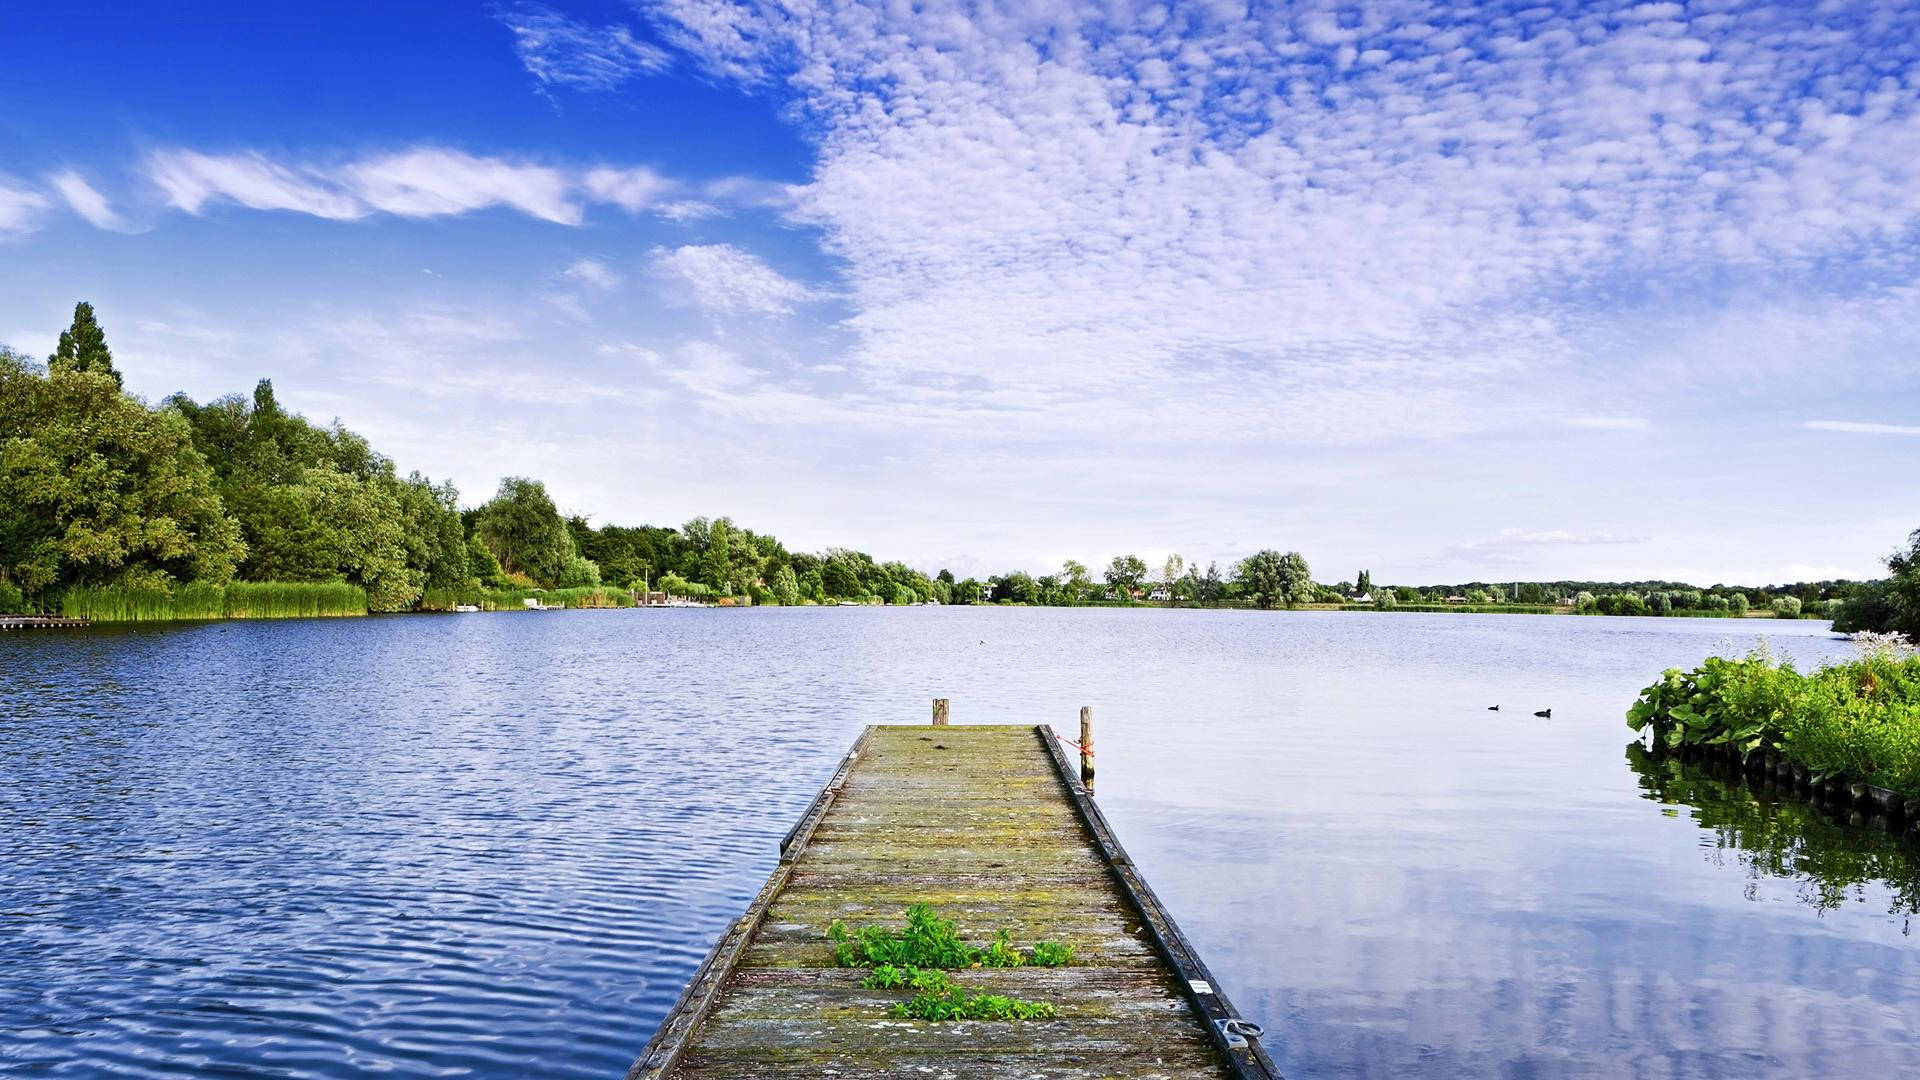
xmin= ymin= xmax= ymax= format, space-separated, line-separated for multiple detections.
xmin=1628 ymin=641 xmax=1920 ymax=800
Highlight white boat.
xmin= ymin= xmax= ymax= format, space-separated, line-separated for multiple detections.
xmin=453 ymin=604 xmax=481 ymax=613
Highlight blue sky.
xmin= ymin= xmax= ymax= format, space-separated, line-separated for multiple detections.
xmin=2 ymin=1 xmax=1916 ymax=585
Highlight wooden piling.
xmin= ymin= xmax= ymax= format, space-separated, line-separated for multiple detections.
xmin=931 ymin=697 xmax=949 ymax=725
xmin=1079 ymin=705 xmax=1096 ymax=794
xmin=627 ymin=721 xmax=1280 ymax=1079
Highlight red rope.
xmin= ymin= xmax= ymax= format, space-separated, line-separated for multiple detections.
xmin=1057 ymin=734 xmax=1095 ymax=758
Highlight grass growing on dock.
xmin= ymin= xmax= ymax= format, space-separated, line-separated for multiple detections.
xmin=828 ymin=903 xmax=1073 ymax=1021
xmin=864 ymin=966 xmax=1058 ymax=1020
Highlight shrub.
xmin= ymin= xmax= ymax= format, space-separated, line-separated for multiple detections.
xmin=1628 ymin=646 xmax=1920 ymax=798
xmin=555 ymin=555 xmax=601 ymax=589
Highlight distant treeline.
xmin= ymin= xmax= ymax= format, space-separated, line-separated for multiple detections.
xmin=1 ymin=302 xmax=1906 ymax=628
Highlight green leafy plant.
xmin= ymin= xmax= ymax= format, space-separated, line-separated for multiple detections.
xmin=1028 ymin=940 xmax=1074 ymax=967
xmin=828 ymin=904 xmax=1071 ymax=1021
xmin=1628 ymin=645 xmax=1920 ymax=798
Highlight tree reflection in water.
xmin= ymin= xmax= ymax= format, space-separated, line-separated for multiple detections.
xmin=1625 ymin=741 xmax=1920 ymax=928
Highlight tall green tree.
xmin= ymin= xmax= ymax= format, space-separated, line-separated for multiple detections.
xmin=1 ymin=348 xmax=242 ymax=595
xmin=47 ymin=302 xmax=122 ymax=389
xmin=1104 ymin=554 xmax=1148 ymax=598
xmin=1237 ymin=549 xmax=1314 ymax=609
xmin=476 ymin=477 xmax=575 ymax=584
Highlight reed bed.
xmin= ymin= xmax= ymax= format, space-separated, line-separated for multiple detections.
xmin=224 ymin=581 xmax=366 ymax=618
xmin=543 ymin=586 xmax=634 ymax=609
xmin=62 ymin=581 xmax=367 ymax=621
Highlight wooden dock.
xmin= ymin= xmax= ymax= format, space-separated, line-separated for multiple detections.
xmin=628 ymin=722 xmax=1281 ymax=1079
xmin=0 ymin=615 xmax=88 ymax=630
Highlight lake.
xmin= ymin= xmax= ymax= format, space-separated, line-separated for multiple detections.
xmin=3 ymin=608 xmax=1912 ymax=1078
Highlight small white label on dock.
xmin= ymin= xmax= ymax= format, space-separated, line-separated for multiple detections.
xmin=1190 ymin=980 xmax=1213 ymax=995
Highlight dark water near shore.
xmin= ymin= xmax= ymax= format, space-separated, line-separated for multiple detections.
xmin=3 ymin=609 xmax=1912 ymax=1078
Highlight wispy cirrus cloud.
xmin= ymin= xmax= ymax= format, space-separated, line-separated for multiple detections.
xmin=651 ymin=243 xmax=822 ymax=314
xmin=495 ymin=2 xmax=671 ymax=93
xmin=48 ymin=171 xmax=128 ymax=231
xmin=343 ymin=148 xmax=577 ymax=223
xmin=148 ymin=150 xmax=366 ymax=219
xmin=0 ymin=177 xmax=50 ymax=236
xmin=562 ymin=257 xmax=621 ymax=290
xmin=1448 ymin=529 xmax=1652 ymax=561
xmin=141 ymin=149 xmax=762 ymax=226
xmin=1803 ymin=419 xmax=1920 ymax=436
xmin=1567 ymin=416 xmax=1652 ymax=431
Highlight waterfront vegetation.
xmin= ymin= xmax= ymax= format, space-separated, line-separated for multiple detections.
xmin=828 ymin=904 xmax=1072 ymax=1021
xmin=1628 ymin=636 xmax=1920 ymax=801
xmin=61 ymin=581 xmax=368 ymax=621
xmin=0 ymin=301 xmax=1887 ymax=624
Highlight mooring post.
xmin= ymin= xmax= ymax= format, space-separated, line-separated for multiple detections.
xmin=932 ymin=698 xmax=949 ymax=726
xmin=1079 ymin=705 xmax=1095 ymax=793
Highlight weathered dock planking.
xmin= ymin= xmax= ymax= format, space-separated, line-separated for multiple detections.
xmin=627 ymin=722 xmax=1281 ymax=1079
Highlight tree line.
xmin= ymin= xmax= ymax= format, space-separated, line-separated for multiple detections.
xmin=2 ymin=302 xmax=1898 ymax=624
xmin=0 ymin=303 xmax=1322 ymax=614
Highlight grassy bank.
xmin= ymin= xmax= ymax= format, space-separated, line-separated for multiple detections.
xmin=416 ymin=585 xmax=636 ymax=610
xmin=62 ymin=581 xmax=368 ymax=621
xmin=1628 ymin=640 xmax=1920 ymax=800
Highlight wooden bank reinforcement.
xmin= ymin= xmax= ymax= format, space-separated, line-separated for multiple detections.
xmin=626 ymin=710 xmax=1281 ymax=1079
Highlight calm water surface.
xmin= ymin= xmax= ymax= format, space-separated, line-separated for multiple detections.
xmin=2 ymin=609 xmax=1912 ymax=1078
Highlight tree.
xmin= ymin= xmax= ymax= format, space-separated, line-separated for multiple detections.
xmin=47 ymin=302 xmax=121 ymax=389
xmin=1198 ymin=561 xmax=1224 ymax=603
xmin=1104 ymin=554 xmax=1148 ymax=598
xmin=771 ymin=564 xmax=801 ymax=605
xmin=1162 ymin=554 xmax=1186 ymax=596
xmin=1236 ymin=550 xmax=1314 ymax=609
xmin=476 ymin=477 xmax=575 ymax=584
xmin=1574 ymin=590 xmax=1597 ymax=613
xmin=1773 ymin=595 xmax=1802 ymax=618
xmin=821 ymin=549 xmax=865 ymax=598
xmin=996 ymin=571 xmax=1038 ymax=604
xmin=1061 ymin=559 xmax=1091 ymax=601
xmin=1 ymin=349 xmax=243 ymax=596
xmin=555 ymin=555 xmax=601 ymax=588
xmin=1730 ymin=593 xmax=1750 ymax=615
xmin=1356 ymin=569 xmax=1371 ymax=596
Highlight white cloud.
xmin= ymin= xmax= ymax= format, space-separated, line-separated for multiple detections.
xmin=1451 ymin=526 xmax=1651 ymax=557
xmin=146 ymin=148 xmax=582 ymax=224
xmin=582 ymin=166 xmax=670 ymax=212
xmin=496 ymin=3 xmax=670 ymax=93
xmin=1567 ymin=416 xmax=1652 ymax=431
xmin=48 ymin=170 xmax=127 ymax=230
xmin=637 ymin=0 xmax=1920 ymax=442
xmin=651 ymin=243 xmax=821 ymax=314
xmin=147 ymin=149 xmax=366 ymax=219
xmin=1452 ymin=529 xmax=1652 ymax=553
xmin=344 ymin=149 xmax=578 ymax=223
xmin=562 ymin=257 xmax=621 ymax=289
xmin=1804 ymin=419 xmax=1920 ymax=436
xmin=0 ymin=177 xmax=49 ymax=235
